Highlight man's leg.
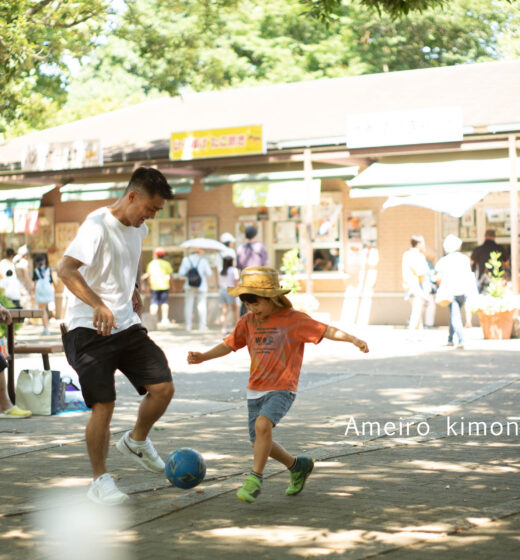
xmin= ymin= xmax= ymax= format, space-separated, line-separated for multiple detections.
xmin=131 ymin=381 xmax=174 ymax=441
xmin=184 ymin=289 xmax=194 ymax=330
xmin=197 ymin=291 xmax=208 ymax=330
xmin=86 ymin=401 xmax=115 ymax=479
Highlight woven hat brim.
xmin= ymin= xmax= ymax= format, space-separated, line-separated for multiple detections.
xmin=227 ymin=286 xmax=291 ymax=298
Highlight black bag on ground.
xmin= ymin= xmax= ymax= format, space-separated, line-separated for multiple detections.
xmin=187 ymin=257 xmax=202 ymax=288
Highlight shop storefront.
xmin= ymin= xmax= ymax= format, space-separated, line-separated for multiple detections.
xmin=0 ymin=60 xmax=519 ymax=325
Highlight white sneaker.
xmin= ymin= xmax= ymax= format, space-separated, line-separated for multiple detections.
xmin=87 ymin=474 xmax=129 ymax=506
xmin=116 ymin=430 xmax=165 ymax=473
xmin=160 ymin=318 xmax=171 ymax=326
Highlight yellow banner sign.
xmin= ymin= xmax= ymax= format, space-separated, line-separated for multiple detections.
xmin=170 ymin=125 xmax=264 ymax=160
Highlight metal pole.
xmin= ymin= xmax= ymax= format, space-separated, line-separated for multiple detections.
xmin=303 ymin=149 xmax=314 ymax=295
xmin=509 ymin=135 xmax=518 ymax=294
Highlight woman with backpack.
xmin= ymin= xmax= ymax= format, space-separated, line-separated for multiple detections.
xmin=33 ymin=254 xmax=55 ymax=335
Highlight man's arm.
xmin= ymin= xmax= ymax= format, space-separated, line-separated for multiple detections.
xmin=188 ymin=342 xmax=233 ymax=364
xmin=57 ymin=256 xmax=118 ymax=336
xmin=323 ymin=326 xmax=369 ymax=353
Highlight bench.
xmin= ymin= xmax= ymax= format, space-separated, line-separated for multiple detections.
xmin=14 ymin=343 xmax=64 ymax=370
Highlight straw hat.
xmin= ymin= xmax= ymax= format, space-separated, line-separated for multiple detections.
xmin=228 ymin=266 xmax=292 ymax=306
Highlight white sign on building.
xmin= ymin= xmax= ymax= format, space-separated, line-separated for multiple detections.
xmin=21 ymin=139 xmax=103 ymax=171
xmin=346 ymin=106 xmax=463 ymax=149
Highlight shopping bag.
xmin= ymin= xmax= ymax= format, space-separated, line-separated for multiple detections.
xmin=435 ymin=283 xmax=453 ymax=307
xmin=57 ymin=376 xmax=89 ymax=413
xmin=15 ymin=369 xmax=62 ymax=415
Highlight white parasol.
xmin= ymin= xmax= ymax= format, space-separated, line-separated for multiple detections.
xmin=181 ymin=238 xmax=229 ymax=251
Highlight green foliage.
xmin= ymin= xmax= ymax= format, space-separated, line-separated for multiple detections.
xmin=0 ymin=292 xmax=22 ymax=338
xmin=485 ymin=251 xmax=507 ymax=298
xmin=468 ymin=251 xmax=520 ymax=314
xmin=0 ymin=0 xmax=110 ymax=135
xmin=108 ymin=0 xmax=520 ymax=95
xmin=280 ymin=249 xmax=302 ymax=294
xmin=3 ymin=0 xmax=520 ymax=136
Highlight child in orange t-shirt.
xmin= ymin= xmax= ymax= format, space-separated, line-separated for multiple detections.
xmin=187 ymin=266 xmax=369 ymax=504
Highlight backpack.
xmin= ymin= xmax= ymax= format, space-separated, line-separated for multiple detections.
xmin=186 ymin=257 xmax=202 ymax=288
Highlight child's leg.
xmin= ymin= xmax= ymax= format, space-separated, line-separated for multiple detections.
xmin=252 ymin=415 xmax=276 ymax=474
xmin=269 ymin=440 xmax=294 ymax=468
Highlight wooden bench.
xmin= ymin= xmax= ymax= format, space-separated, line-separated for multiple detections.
xmin=14 ymin=343 xmax=64 ymax=370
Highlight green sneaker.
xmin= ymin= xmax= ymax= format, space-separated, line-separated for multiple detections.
xmin=236 ymin=474 xmax=262 ymax=503
xmin=286 ymin=456 xmax=314 ymax=496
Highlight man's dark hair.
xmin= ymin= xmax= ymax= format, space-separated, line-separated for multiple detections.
xmin=5 ymin=248 xmax=14 ymax=258
xmin=125 ymin=167 xmax=174 ymax=200
xmin=245 ymin=225 xmax=258 ymax=240
xmin=485 ymin=229 xmax=496 ymax=239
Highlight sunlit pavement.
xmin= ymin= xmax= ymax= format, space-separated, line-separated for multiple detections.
xmin=1 ymin=321 xmax=519 ymax=559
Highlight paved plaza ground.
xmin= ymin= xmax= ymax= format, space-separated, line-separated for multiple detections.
xmin=1 ymin=321 xmax=519 ymax=559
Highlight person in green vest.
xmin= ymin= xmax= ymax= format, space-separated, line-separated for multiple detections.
xmin=143 ymin=247 xmax=174 ymax=325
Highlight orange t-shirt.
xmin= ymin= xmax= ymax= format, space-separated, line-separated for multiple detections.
xmin=224 ymin=308 xmax=327 ymax=392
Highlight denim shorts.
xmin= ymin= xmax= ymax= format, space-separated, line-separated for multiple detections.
xmin=247 ymin=390 xmax=296 ymax=441
xmin=151 ymin=289 xmax=169 ymax=305
xmin=219 ymin=288 xmax=238 ymax=306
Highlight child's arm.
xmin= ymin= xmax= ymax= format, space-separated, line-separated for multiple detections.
xmin=323 ymin=326 xmax=369 ymax=353
xmin=188 ymin=342 xmax=233 ymax=364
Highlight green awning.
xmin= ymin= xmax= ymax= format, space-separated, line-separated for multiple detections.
xmin=60 ymin=181 xmax=191 ymax=201
xmin=204 ymin=166 xmax=358 ymax=190
xmin=349 ymin=158 xmax=513 ymax=198
xmin=0 ymin=184 xmax=56 ymax=209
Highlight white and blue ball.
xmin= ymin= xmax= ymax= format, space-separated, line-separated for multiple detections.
xmin=165 ymin=448 xmax=206 ymax=489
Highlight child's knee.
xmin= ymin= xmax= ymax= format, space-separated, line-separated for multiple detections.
xmin=255 ymin=415 xmax=274 ymax=438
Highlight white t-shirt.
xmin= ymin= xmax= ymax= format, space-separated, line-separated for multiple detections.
xmin=64 ymin=207 xmax=147 ymax=332
xmin=435 ymin=252 xmax=478 ymax=298
xmin=0 ymin=258 xmax=15 ymax=278
xmin=219 ymin=266 xmax=239 ymax=290
xmin=402 ymin=247 xmax=428 ymax=290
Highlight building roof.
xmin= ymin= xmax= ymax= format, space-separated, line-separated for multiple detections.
xmin=1 ymin=59 xmax=519 ymax=172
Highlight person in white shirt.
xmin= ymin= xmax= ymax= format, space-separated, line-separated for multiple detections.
xmin=178 ymin=249 xmax=213 ymax=331
xmin=58 ymin=167 xmax=175 ymax=506
xmin=0 ymin=269 xmax=22 ymax=308
xmin=435 ymin=234 xmax=478 ymax=349
xmin=218 ymin=253 xmax=239 ymax=333
xmin=402 ymin=235 xmax=429 ymax=332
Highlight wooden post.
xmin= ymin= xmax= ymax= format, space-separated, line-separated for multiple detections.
xmin=509 ymin=135 xmax=518 ymax=294
xmin=303 ymin=149 xmax=314 ymax=295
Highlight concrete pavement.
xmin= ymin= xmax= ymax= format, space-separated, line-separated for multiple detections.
xmin=1 ymin=321 xmax=519 ymax=559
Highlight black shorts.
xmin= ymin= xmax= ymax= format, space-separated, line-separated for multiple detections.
xmin=62 ymin=324 xmax=172 ymax=408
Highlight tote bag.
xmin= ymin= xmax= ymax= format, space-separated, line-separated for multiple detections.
xmin=435 ymin=282 xmax=453 ymax=307
xmin=15 ymin=369 xmax=62 ymax=415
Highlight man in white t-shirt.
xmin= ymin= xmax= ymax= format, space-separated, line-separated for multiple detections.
xmin=58 ymin=167 xmax=175 ymax=506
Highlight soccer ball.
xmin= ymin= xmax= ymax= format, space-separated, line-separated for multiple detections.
xmin=165 ymin=448 xmax=206 ymax=489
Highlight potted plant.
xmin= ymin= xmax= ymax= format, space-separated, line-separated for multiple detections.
xmin=468 ymin=251 xmax=520 ymax=340
xmin=280 ymin=248 xmax=320 ymax=314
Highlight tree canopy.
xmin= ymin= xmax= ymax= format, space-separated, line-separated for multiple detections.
xmin=1 ymin=0 xmax=519 ymax=138
xmin=0 ymin=0 xmax=109 ymax=134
